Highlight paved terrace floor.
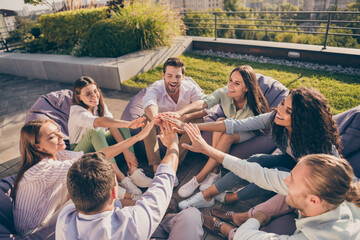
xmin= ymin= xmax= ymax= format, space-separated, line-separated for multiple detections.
xmin=0 ymin=73 xmax=268 ymax=240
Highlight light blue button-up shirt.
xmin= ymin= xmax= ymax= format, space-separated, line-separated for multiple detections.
xmin=56 ymin=164 xmax=176 ymax=240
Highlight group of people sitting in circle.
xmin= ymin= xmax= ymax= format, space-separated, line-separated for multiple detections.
xmin=11 ymin=57 xmax=360 ymax=239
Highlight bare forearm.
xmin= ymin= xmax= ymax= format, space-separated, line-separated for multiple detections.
xmin=94 ymin=117 xmax=130 ymax=128
xmin=202 ymin=144 xmax=226 ymax=164
xmin=185 ymin=110 xmax=208 ymax=121
xmin=145 ymin=105 xmax=158 ymax=120
xmin=178 ymin=100 xmax=207 ymax=116
xmin=160 ymin=143 xmax=179 ymax=172
xmin=196 ymin=121 xmax=226 ymax=132
xmin=100 ymin=135 xmax=140 ymax=160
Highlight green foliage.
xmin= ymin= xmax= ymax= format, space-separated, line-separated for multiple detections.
xmin=86 ymin=1 xmax=183 ymax=57
xmin=38 ymin=7 xmax=108 ymax=53
xmin=223 ymin=0 xmax=243 ymax=11
xmin=85 ymin=17 xmax=139 ymax=57
xmin=181 ymin=5 xmax=360 ymax=49
xmin=124 ymin=52 xmax=360 ymax=114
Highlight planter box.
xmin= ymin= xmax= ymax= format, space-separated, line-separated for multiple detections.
xmin=0 ymin=36 xmax=193 ymax=91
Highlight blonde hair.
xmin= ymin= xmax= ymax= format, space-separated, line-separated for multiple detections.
xmin=302 ymin=154 xmax=360 ymax=208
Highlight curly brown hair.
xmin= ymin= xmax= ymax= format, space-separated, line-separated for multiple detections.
xmin=271 ymin=87 xmax=342 ymax=159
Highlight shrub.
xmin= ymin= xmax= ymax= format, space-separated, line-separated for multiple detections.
xmin=86 ymin=1 xmax=184 ymax=57
xmin=38 ymin=7 xmax=108 ymax=52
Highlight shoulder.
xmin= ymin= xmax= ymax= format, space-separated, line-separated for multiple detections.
xmin=182 ymin=77 xmax=203 ymax=93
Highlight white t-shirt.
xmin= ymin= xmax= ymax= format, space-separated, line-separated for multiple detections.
xmin=68 ymin=104 xmax=113 ymax=144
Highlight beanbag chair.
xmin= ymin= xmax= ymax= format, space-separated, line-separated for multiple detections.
xmin=334 ymin=106 xmax=360 ymax=177
xmin=0 ymin=176 xmax=55 ymax=239
xmin=25 ymin=89 xmax=73 ymax=148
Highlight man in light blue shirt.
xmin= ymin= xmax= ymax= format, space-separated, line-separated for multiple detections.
xmin=56 ymin=122 xmax=203 ymax=240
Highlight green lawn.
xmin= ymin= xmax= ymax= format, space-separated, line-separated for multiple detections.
xmin=124 ymin=52 xmax=360 ymax=114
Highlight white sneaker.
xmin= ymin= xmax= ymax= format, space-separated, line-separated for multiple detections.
xmin=117 ymin=186 xmax=126 ymax=200
xmin=214 ymin=192 xmax=227 ymax=203
xmin=128 ymin=168 xmax=152 ymax=188
xmin=178 ymin=177 xmax=200 ymax=198
xmin=119 ymin=177 xmax=142 ymax=195
xmin=178 ymin=192 xmax=215 ymax=210
xmin=131 ymin=194 xmax=142 ymax=201
xmin=199 ymin=171 xmax=221 ymax=191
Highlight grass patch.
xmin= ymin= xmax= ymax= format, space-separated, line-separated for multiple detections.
xmin=124 ymin=52 xmax=360 ymax=114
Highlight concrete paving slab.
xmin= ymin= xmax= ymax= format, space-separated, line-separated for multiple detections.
xmin=13 ymin=58 xmax=48 ymax=80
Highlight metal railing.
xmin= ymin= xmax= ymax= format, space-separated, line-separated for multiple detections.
xmin=181 ymin=11 xmax=360 ymax=49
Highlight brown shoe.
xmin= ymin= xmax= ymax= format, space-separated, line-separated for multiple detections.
xmin=203 ymin=215 xmax=226 ymax=238
xmin=211 ymin=208 xmax=235 ymax=223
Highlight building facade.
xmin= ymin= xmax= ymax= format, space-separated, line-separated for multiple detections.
xmin=168 ymin=0 xmax=223 ymax=11
xmin=0 ymin=9 xmax=17 ymax=40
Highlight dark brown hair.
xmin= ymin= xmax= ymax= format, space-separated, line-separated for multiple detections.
xmin=67 ymin=152 xmax=116 ymax=213
xmin=230 ymin=65 xmax=269 ymax=116
xmin=72 ymin=76 xmax=106 ymax=117
xmin=302 ymin=154 xmax=360 ymax=208
xmin=162 ymin=57 xmax=185 ymax=75
xmin=11 ymin=119 xmax=56 ymax=204
xmin=271 ymin=87 xmax=342 ymax=158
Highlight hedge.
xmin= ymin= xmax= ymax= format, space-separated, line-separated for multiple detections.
xmin=38 ymin=7 xmax=108 ymax=52
xmin=86 ymin=1 xmax=184 ymax=57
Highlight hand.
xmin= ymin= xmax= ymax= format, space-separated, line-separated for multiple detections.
xmin=158 ymin=112 xmax=180 ymax=119
xmin=252 ymin=211 xmax=271 ymax=226
xmin=179 ymin=114 xmax=190 ymax=123
xmin=128 ymin=117 xmax=146 ymax=129
xmin=158 ymin=121 xmax=179 ymax=148
xmin=123 ymin=151 xmax=139 ymax=169
xmin=159 ymin=115 xmax=185 ymax=133
xmin=181 ymin=123 xmax=210 ymax=154
xmin=137 ymin=118 xmax=156 ymax=140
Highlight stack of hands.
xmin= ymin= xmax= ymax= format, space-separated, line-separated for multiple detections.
xmin=136 ymin=113 xmax=207 ymax=154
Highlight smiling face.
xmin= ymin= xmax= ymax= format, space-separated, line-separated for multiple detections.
xmin=227 ymin=71 xmax=248 ymax=99
xmin=274 ymin=95 xmax=293 ymax=131
xmin=78 ymin=84 xmax=100 ymax=110
xmin=284 ymin=161 xmax=311 ymax=215
xmin=163 ymin=66 xmax=184 ymax=94
xmin=35 ymin=122 xmax=66 ymax=158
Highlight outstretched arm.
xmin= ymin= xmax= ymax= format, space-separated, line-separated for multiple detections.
xmin=119 ymin=122 xmax=179 ymax=239
xmin=182 ymin=123 xmax=227 ymax=163
xmin=177 ymin=100 xmax=207 ymax=117
xmin=94 ymin=116 xmax=145 ymax=129
xmin=99 ymin=119 xmax=155 ymax=160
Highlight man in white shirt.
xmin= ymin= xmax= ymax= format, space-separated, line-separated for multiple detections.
xmin=142 ymin=57 xmax=203 ymax=173
xmin=181 ymin=123 xmax=360 ymax=240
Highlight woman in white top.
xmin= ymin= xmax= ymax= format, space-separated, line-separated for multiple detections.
xmin=68 ymin=76 xmax=152 ymax=195
xmin=176 ymin=65 xmax=269 ymax=198
xmin=11 ymin=118 xmax=155 ymax=236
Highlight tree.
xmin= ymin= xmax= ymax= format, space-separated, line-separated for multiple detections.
xmin=223 ymin=0 xmax=243 ymax=11
xmin=24 ymin=0 xmax=56 ymax=12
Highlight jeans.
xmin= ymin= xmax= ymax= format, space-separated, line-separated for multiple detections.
xmin=70 ymin=128 xmax=134 ymax=163
xmin=214 ymin=153 xmax=296 ymax=200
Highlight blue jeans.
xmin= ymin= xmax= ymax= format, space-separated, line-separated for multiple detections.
xmin=214 ymin=153 xmax=296 ymax=200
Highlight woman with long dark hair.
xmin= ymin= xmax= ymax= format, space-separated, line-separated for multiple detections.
xmin=177 ymin=87 xmax=342 ymax=209
xmin=176 ymin=65 xmax=269 ymax=198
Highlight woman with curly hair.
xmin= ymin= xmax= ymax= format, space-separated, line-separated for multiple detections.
xmin=177 ymin=87 xmax=342 ymax=209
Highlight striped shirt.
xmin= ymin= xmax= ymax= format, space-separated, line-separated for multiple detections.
xmin=13 ymin=150 xmax=83 ymax=236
